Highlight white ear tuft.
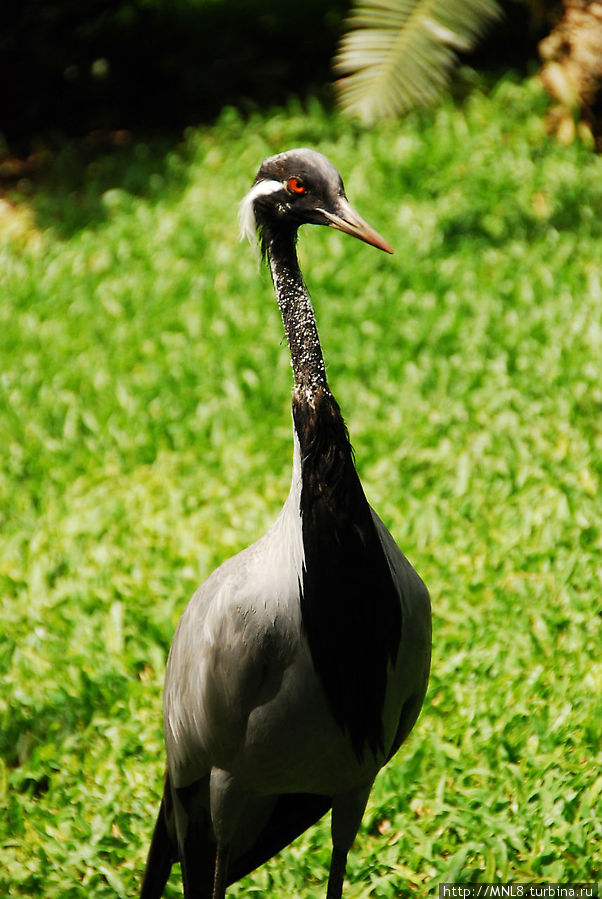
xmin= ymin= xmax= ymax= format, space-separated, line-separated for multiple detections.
xmin=238 ymin=179 xmax=282 ymax=253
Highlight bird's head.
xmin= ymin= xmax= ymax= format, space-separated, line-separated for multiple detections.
xmin=240 ymin=148 xmax=393 ymax=257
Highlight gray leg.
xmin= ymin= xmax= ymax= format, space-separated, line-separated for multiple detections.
xmin=326 ymin=847 xmax=348 ymax=899
xmin=326 ymin=784 xmax=372 ymax=899
xmin=212 ymin=843 xmax=230 ymax=899
xmin=209 ymin=767 xmax=248 ymax=899
xmin=171 ymin=777 xmax=214 ymax=898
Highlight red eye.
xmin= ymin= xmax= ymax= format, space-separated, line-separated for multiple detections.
xmin=287 ymin=177 xmax=306 ymax=194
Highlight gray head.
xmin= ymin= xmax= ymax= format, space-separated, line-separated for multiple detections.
xmin=240 ymin=148 xmax=393 ymax=255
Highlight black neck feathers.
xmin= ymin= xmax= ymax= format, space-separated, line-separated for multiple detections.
xmin=266 ymin=226 xmax=328 ymax=396
xmin=293 ymin=389 xmax=402 ymax=760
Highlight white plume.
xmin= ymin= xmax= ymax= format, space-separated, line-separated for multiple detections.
xmin=238 ymin=179 xmax=282 ymax=252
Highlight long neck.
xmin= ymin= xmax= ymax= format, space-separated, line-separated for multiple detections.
xmin=264 ymin=229 xmax=400 ymax=761
xmin=266 ymin=228 xmax=329 ymax=397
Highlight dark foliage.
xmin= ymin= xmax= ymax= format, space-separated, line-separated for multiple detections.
xmin=0 ymin=0 xmax=348 ymax=147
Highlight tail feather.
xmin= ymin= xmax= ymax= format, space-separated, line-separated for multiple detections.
xmin=228 ymin=792 xmax=331 ymax=884
xmin=140 ymin=790 xmax=176 ymax=899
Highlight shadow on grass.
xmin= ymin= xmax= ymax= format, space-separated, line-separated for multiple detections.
xmin=1 ymin=3 xmax=549 ymax=240
xmin=8 ymin=131 xmax=193 ymax=237
xmin=1 ymin=0 xmax=347 ymax=237
xmin=2 ymin=0 xmax=346 ymax=146
xmin=2 ymin=667 xmax=128 ymax=779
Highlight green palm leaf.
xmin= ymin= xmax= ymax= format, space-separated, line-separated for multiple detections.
xmin=335 ymin=0 xmax=502 ymax=122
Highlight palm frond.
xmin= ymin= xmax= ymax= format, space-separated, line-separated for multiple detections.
xmin=334 ymin=0 xmax=502 ymax=122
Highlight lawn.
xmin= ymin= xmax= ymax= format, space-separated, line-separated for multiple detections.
xmin=1 ymin=75 xmax=600 ymax=897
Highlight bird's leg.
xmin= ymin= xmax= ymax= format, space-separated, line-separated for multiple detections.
xmin=171 ymin=778 xmax=214 ymax=899
xmin=212 ymin=843 xmax=230 ymax=899
xmin=326 ymin=847 xmax=348 ymax=899
xmin=326 ymin=784 xmax=372 ymax=899
xmin=209 ymin=767 xmax=248 ymax=899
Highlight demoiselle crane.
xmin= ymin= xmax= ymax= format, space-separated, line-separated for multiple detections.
xmin=140 ymin=148 xmax=431 ymax=899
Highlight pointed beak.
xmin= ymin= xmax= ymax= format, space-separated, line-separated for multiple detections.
xmin=319 ymin=197 xmax=393 ymax=254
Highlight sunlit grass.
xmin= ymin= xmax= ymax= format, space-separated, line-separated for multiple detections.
xmin=1 ymin=77 xmax=600 ymax=897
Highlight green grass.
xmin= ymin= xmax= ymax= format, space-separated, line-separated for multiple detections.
xmin=1 ymin=76 xmax=601 ymax=897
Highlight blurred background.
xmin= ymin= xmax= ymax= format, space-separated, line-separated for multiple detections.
xmin=1 ymin=0 xmax=602 ymax=155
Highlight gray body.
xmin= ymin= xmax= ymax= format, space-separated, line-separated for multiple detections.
xmin=161 ymin=431 xmax=430 ymax=881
